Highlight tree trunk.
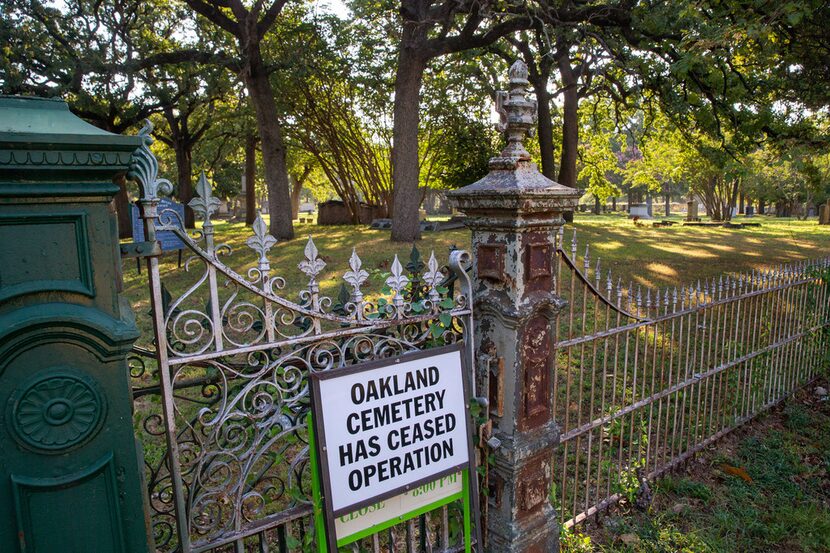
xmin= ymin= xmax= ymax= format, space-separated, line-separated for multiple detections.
xmin=390 ymin=43 xmax=427 ymax=242
xmin=533 ymin=77 xmax=556 ymax=181
xmin=593 ymin=195 xmax=600 ymax=214
xmin=759 ymin=199 xmax=766 ymax=214
xmin=175 ymin=144 xmax=195 ymax=228
xmin=245 ymin=134 xmax=257 ymax=226
xmin=725 ymin=178 xmax=740 ymax=222
xmin=243 ymin=51 xmax=294 ymax=240
xmin=612 ymin=197 xmax=617 ymax=211
xmin=557 ymin=51 xmax=579 ymax=190
xmin=665 ymin=194 xmax=670 ymax=217
xmin=291 ymin=165 xmax=312 ymax=219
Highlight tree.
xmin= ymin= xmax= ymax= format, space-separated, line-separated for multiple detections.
xmin=620 ymin=111 xmax=693 ymax=212
xmin=417 ymin=56 xmax=499 ymax=190
xmin=294 ymin=80 xmax=392 ymax=222
xmin=290 ymin=55 xmax=393 ymax=221
xmin=0 ymin=0 xmax=186 ymax=237
xmin=151 ymin=0 xmax=300 ymax=240
xmin=577 ymin=103 xmax=622 ymax=205
xmin=0 ymin=0 xmax=174 ymax=132
xmin=145 ymin=64 xmax=233 ymax=227
xmin=745 ymin=144 xmax=830 ymax=218
xmin=378 ymin=0 xmax=535 ymax=241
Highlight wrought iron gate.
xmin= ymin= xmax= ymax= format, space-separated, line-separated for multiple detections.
xmin=127 ymin=124 xmax=477 ymax=552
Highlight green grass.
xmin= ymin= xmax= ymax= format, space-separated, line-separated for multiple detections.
xmin=122 ymin=213 xmax=830 ymax=342
xmin=565 ymin=377 xmax=830 ymax=552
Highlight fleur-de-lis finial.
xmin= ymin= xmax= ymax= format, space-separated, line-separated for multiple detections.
xmin=423 ymin=251 xmax=444 ymax=303
xmin=246 ymin=213 xmax=277 ymax=271
xmin=128 ymin=119 xmax=173 ymax=202
xmin=343 ymin=248 xmax=369 ymax=301
xmin=189 ymin=171 xmax=221 ymax=224
xmin=298 ymin=236 xmax=326 ymax=283
xmin=386 ymin=255 xmax=410 ymax=306
xmin=493 ymin=60 xmax=537 ymax=164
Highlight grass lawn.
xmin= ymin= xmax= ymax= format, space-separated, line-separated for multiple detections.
xmin=122 ymin=213 xmax=830 ymax=343
xmin=563 ymin=376 xmax=830 ymax=553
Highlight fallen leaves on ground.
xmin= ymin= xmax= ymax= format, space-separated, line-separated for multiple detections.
xmin=719 ymin=463 xmax=753 ymax=483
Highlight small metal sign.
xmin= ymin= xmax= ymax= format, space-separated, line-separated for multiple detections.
xmin=309 ymin=344 xmax=477 ymax=551
xmin=130 ymin=199 xmax=186 ymax=252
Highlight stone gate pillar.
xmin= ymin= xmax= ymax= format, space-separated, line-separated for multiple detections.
xmin=448 ymin=62 xmax=579 ymax=552
xmin=0 ymin=97 xmax=151 ymax=552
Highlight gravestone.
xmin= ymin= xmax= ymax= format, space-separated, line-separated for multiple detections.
xmin=436 ymin=216 xmax=466 ymax=231
xmin=629 ymin=203 xmax=651 ymax=218
xmin=130 ymin=199 xmax=185 ymax=272
xmin=686 ymin=201 xmax=699 ymax=221
xmin=131 ymin=199 xmax=186 ymax=251
xmin=819 ymin=202 xmax=830 ymax=225
xmin=234 ymin=174 xmax=248 ymax=220
xmin=218 ymin=199 xmax=230 ymax=216
xmin=369 ymin=218 xmax=393 ymax=230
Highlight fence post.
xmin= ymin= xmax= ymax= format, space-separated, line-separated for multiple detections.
xmin=0 ymin=97 xmax=151 ymax=552
xmin=448 ymin=61 xmax=579 ymax=552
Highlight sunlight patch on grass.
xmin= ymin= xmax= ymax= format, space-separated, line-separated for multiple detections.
xmin=645 ymin=263 xmax=678 ymax=279
xmin=650 ymin=243 xmax=719 ymax=258
xmin=706 ymin=243 xmax=736 ymax=252
xmin=594 ymin=240 xmax=626 ymax=252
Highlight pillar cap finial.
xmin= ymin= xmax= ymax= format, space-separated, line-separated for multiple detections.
xmin=493 ymin=60 xmax=536 ymax=167
xmin=446 ymin=59 xmax=579 ymax=219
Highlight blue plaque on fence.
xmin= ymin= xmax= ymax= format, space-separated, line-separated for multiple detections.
xmin=131 ymin=199 xmax=186 ymax=252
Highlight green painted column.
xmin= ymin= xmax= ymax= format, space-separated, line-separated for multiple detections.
xmin=0 ymin=97 xmax=151 ymax=553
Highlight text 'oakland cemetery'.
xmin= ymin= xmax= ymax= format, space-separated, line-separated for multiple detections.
xmin=341 ymin=365 xmax=457 ymax=490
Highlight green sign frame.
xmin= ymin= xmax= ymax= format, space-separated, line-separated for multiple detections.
xmin=309 ymin=413 xmax=473 ymax=551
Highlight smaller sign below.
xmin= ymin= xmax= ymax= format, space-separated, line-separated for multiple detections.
xmin=334 ymin=472 xmax=462 ymax=545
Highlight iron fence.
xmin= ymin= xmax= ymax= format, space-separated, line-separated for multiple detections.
xmin=128 ymin=124 xmax=478 ymax=553
xmin=552 ymin=228 xmax=830 ymax=528
xmin=127 ymin=119 xmax=830 ymax=547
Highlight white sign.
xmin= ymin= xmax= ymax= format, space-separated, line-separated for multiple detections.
xmin=312 ymin=345 xmax=470 ymax=515
xmin=335 ymin=472 xmax=462 ymax=542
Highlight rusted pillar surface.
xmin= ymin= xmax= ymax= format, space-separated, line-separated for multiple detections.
xmin=448 ymin=61 xmax=579 ymax=552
